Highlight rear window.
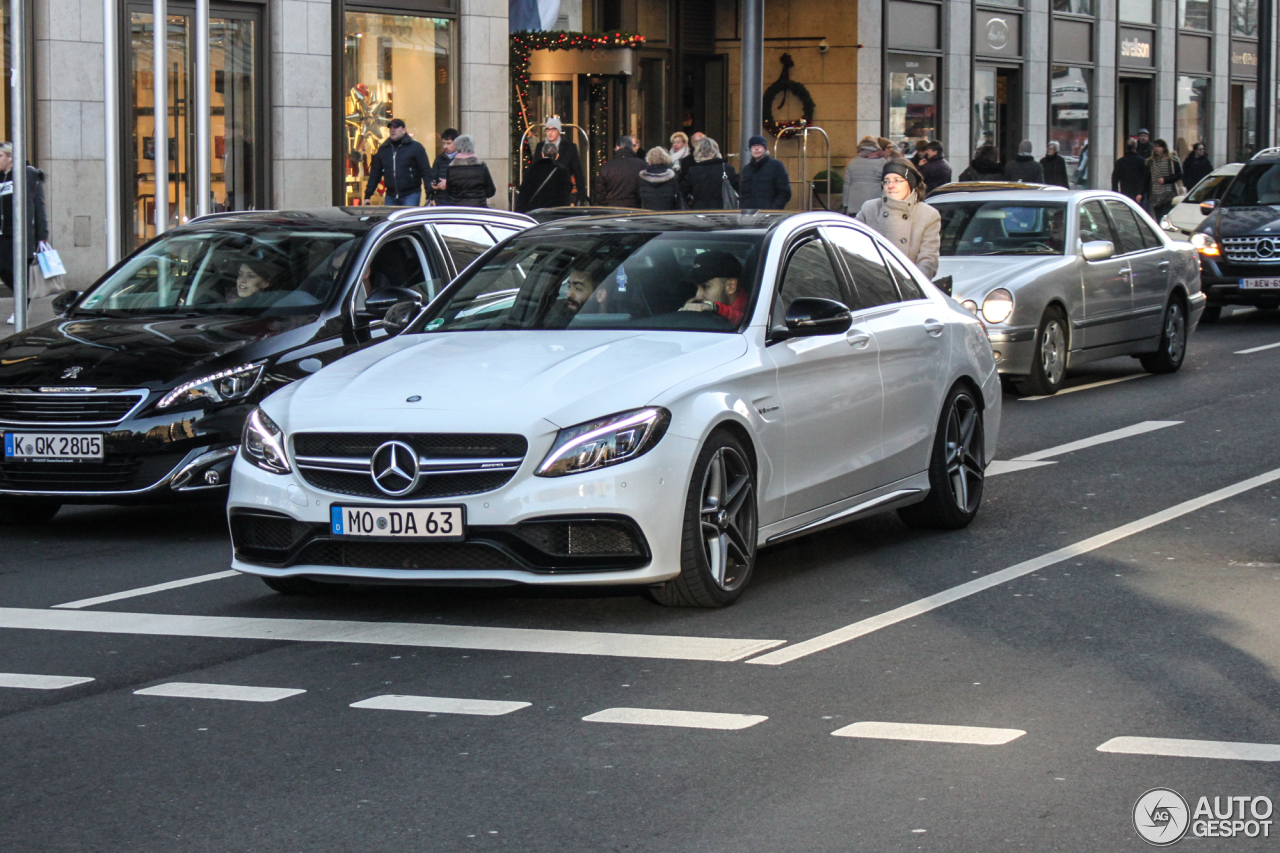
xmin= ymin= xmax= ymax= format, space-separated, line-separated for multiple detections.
xmin=1185 ymin=174 xmax=1231 ymax=204
xmin=935 ymin=201 xmax=1069 ymax=256
xmin=1221 ymin=163 xmax=1280 ymax=207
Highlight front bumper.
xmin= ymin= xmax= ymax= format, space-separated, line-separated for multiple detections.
xmin=982 ymin=326 xmax=1037 ymax=376
xmin=1200 ymin=271 xmax=1280 ymax=308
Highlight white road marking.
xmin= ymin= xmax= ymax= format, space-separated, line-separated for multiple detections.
xmin=0 ymin=673 xmax=94 ymax=690
xmin=582 ymin=707 xmax=768 ymax=730
xmin=0 ymin=608 xmax=784 ymax=662
xmin=1013 ymin=420 xmax=1182 ymax=462
xmin=747 ymin=465 xmax=1280 ymax=666
xmin=831 ymin=721 xmax=1025 ymax=745
xmin=351 ymin=695 xmax=531 ymax=716
xmin=1098 ymin=736 xmax=1280 ymax=762
xmin=133 ymin=682 xmax=305 ymax=702
xmin=985 ymin=459 xmax=1056 ymax=477
xmin=1020 ymin=373 xmax=1146 ymax=401
xmin=53 ymin=571 xmax=240 ymax=610
xmin=1234 ymin=341 xmax=1280 ymax=355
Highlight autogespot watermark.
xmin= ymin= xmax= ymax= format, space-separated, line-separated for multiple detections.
xmin=1133 ymin=788 xmax=1275 ymax=845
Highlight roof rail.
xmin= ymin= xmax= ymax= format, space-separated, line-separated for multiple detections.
xmin=1250 ymin=147 xmax=1280 ymax=159
xmin=385 ymin=206 xmax=536 ymax=223
xmin=189 ymin=210 xmax=267 ymax=223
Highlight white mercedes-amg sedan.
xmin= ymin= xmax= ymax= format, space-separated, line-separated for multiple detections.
xmin=227 ymin=211 xmax=1001 ymax=607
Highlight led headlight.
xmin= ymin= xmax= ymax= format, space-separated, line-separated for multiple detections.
xmin=159 ymin=362 xmax=266 ymax=409
xmin=241 ymin=407 xmax=290 ymax=474
xmin=981 ymin=288 xmax=1014 ymax=324
xmin=536 ymin=407 xmax=671 ymax=478
xmin=1190 ymin=232 xmax=1220 ymax=256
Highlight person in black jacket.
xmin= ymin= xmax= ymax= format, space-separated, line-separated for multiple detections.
xmin=594 ymin=137 xmax=647 ymax=207
xmin=1040 ymin=141 xmax=1071 ymax=188
xmin=363 ymin=119 xmax=432 ymax=206
xmin=958 ymin=145 xmax=1005 ymax=182
xmin=1004 ymin=140 xmax=1045 ymax=183
xmin=0 ymin=142 xmax=49 ymax=303
xmin=680 ymin=137 xmax=738 ymax=209
xmin=445 ymin=134 xmax=496 ymax=208
xmin=1111 ymin=139 xmax=1147 ymax=204
xmin=428 ymin=128 xmax=458 ymax=205
xmin=918 ymin=141 xmax=953 ymax=193
xmin=739 ymin=135 xmax=791 ymax=209
xmin=1182 ymin=142 xmax=1213 ymax=190
xmin=637 ymin=147 xmax=683 ymax=211
xmin=515 ymin=143 xmax=573 ymax=213
xmin=542 ymin=118 xmax=585 ymax=202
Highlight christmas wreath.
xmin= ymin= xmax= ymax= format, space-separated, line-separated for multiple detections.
xmin=763 ymin=54 xmax=815 ymax=135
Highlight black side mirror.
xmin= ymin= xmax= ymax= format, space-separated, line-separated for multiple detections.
xmin=362 ymin=286 xmax=423 ymax=320
xmin=383 ymin=301 xmax=420 ymax=335
xmin=773 ymin=297 xmax=852 ymax=342
xmin=932 ymin=275 xmax=953 ymax=297
xmin=51 ymin=290 xmax=80 ymax=315
xmin=1199 ymin=199 xmax=1218 ymax=216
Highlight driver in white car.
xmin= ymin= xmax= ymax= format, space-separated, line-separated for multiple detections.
xmin=543 ymin=268 xmax=600 ymax=328
xmin=678 ymin=251 xmax=747 ymax=325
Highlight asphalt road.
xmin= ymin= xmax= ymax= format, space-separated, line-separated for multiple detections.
xmin=2 ymin=307 xmax=1280 ymax=851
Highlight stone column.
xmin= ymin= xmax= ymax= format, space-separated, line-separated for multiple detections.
xmin=1026 ymin=0 xmax=1050 ymax=158
xmin=1095 ymin=0 xmax=1117 ymax=189
xmin=1155 ymin=0 xmax=1176 ymax=142
xmin=459 ymin=0 xmax=511 ymax=209
xmin=856 ymin=0 xmax=883 ymax=141
xmin=944 ymin=0 xmax=973 ymax=170
xmin=270 ymin=0 xmax=333 ymax=209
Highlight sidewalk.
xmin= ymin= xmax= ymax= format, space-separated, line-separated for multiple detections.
xmin=0 ymin=295 xmax=59 ymax=330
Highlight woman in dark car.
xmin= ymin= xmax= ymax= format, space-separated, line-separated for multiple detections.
xmin=227 ymin=256 xmax=283 ymax=304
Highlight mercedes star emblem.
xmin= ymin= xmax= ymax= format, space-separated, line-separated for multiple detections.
xmin=1258 ymin=239 xmax=1275 ymax=258
xmin=60 ymin=366 xmax=84 ymax=379
xmin=370 ymin=440 xmax=420 ymax=496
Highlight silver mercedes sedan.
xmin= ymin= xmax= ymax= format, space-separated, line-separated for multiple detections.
xmin=931 ymin=189 xmax=1206 ymax=396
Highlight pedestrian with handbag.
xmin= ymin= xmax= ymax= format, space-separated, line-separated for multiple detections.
xmin=1145 ymin=139 xmax=1183 ymax=221
xmin=679 ymin=137 xmax=739 ymax=210
xmin=0 ymin=142 xmax=49 ymax=324
xmin=637 ymin=147 xmax=683 ymax=211
xmin=515 ymin=143 xmax=573 ymax=213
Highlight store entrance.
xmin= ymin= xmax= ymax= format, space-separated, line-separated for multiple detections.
xmin=681 ymin=56 xmax=727 ymax=149
xmin=521 ymin=75 xmax=627 ymax=202
xmin=1230 ymin=83 xmax=1258 ymax=161
xmin=1118 ymin=77 xmax=1152 ymax=155
xmin=973 ymin=66 xmax=1022 ymax=167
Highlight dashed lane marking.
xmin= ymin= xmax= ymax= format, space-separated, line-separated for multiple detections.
xmin=1098 ymin=736 xmax=1280 ymax=762
xmin=0 ymin=673 xmax=95 ymax=690
xmin=133 ymin=682 xmax=306 ymax=702
xmin=831 ymin=721 xmax=1025 ymax=745
xmin=987 ymin=420 xmax=1181 ymax=477
xmin=582 ymin=708 xmax=768 ymax=730
xmin=986 ymin=459 xmax=1056 ymax=477
xmin=0 ymin=608 xmax=784 ymax=662
xmin=746 ymin=465 xmax=1280 ymax=666
xmin=351 ymin=695 xmax=531 ymax=716
xmin=53 ymin=571 xmax=240 ymax=609
xmin=1020 ymin=373 xmax=1147 ymax=401
xmin=1234 ymin=341 xmax=1280 ymax=355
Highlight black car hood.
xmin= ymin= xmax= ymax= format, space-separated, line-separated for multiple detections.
xmin=0 ymin=313 xmax=323 ymax=388
xmin=1208 ymin=205 xmax=1280 ymax=238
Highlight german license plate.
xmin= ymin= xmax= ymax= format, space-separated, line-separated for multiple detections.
xmin=330 ymin=505 xmax=465 ymax=541
xmin=4 ymin=432 xmax=103 ymax=461
xmin=1240 ymin=278 xmax=1280 ymax=289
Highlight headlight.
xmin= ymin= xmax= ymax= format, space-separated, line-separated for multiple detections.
xmin=535 ymin=407 xmax=671 ymax=478
xmin=1159 ymin=215 xmax=1178 ymax=232
xmin=1190 ymin=232 xmax=1220 ymax=256
xmin=241 ymin=407 xmax=290 ymax=474
xmin=981 ymin=288 xmax=1014 ymax=324
xmin=961 ymin=299 xmax=979 ymax=315
xmin=159 ymin=362 xmax=266 ymax=409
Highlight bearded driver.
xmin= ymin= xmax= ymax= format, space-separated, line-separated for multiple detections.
xmin=678 ymin=251 xmax=748 ymax=325
xmin=543 ymin=268 xmax=599 ymax=328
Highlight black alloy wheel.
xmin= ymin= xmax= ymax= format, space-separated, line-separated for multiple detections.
xmin=898 ymin=384 xmax=985 ymax=530
xmin=1016 ymin=307 xmax=1069 ymax=396
xmin=1139 ymin=297 xmax=1187 ymax=374
xmin=0 ymin=501 xmax=62 ymax=525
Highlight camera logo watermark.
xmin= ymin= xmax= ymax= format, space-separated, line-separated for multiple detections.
xmin=1134 ymin=788 xmax=1190 ymax=846
xmin=1134 ymin=789 xmax=1275 ymax=844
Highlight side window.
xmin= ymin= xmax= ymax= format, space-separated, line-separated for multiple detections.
xmin=489 ymin=226 xmax=523 ymax=243
xmin=354 ymin=234 xmax=433 ymax=311
xmin=1078 ymin=201 xmax=1116 ymax=247
xmin=879 ymin=247 xmax=925 ymax=300
xmin=824 ymin=226 xmax=902 ymax=309
xmin=434 ymin=222 xmax=496 ymax=273
xmin=1103 ymin=200 xmax=1147 ymax=255
xmin=773 ymin=235 xmax=846 ymax=324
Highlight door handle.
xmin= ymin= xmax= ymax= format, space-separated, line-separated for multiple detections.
xmin=846 ymin=331 xmax=871 ymax=348
xmin=1158 ymin=260 xmax=1171 ymax=270
xmin=1118 ymin=267 xmax=1132 ymax=277
xmin=923 ymin=319 xmax=945 ymax=337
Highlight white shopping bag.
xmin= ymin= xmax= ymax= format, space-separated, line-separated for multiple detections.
xmin=35 ymin=241 xmax=66 ymax=278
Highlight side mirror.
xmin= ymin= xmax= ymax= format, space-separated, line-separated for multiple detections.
xmin=383 ymin=301 xmax=420 ymax=335
xmin=778 ymin=297 xmax=853 ymax=340
xmin=932 ymin=275 xmax=953 ymax=297
xmin=51 ymin=290 xmax=80 ymax=315
xmin=362 ymin=286 xmax=422 ymax=320
xmin=1199 ymin=199 xmax=1218 ymax=216
xmin=1081 ymin=240 xmax=1115 ymax=262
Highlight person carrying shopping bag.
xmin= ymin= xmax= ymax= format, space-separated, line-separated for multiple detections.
xmin=0 ymin=142 xmax=49 ymax=324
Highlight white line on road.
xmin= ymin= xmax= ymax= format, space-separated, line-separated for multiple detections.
xmin=1098 ymin=736 xmax=1280 ymax=762
xmin=0 ymin=609 xmax=784 ymax=662
xmin=831 ymin=721 xmax=1025 ymax=745
xmin=53 ymin=571 xmax=240 ymax=610
xmin=747 ymin=465 xmax=1280 ymax=666
xmin=986 ymin=421 xmax=1181 ymax=477
xmin=583 ymin=707 xmax=768 ymax=730
xmin=0 ymin=673 xmax=95 ymax=690
xmin=1234 ymin=341 xmax=1280 ymax=355
xmin=133 ymin=682 xmax=306 ymax=703
xmin=1020 ymin=373 xmax=1147 ymax=401
xmin=985 ymin=459 xmax=1057 ymax=477
xmin=351 ymin=695 xmax=531 ymax=716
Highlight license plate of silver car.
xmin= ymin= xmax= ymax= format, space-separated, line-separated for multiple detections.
xmin=330 ymin=505 xmax=465 ymax=541
xmin=4 ymin=432 xmax=104 ymax=461
xmin=1240 ymin=278 xmax=1280 ymax=289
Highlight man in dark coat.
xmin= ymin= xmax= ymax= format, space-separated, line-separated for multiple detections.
xmin=1004 ymin=140 xmax=1045 ymax=183
xmin=738 ymin=135 xmax=792 ymax=209
xmin=1111 ymin=140 xmax=1147 ymax=204
xmin=1182 ymin=142 xmax=1213 ymax=190
xmin=0 ymin=143 xmax=48 ymax=301
xmin=1134 ymin=129 xmax=1154 ymax=161
xmin=364 ymin=118 xmax=432 ymax=206
xmin=515 ymin=143 xmax=573 ymax=213
xmin=918 ymin=141 xmax=953 ymax=193
xmin=595 ymin=137 xmax=647 ymax=208
xmin=1040 ymin=141 xmax=1071 ymax=188
xmin=429 ymin=128 xmax=458 ymax=205
xmin=541 ymin=117 xmax=585 ymax=203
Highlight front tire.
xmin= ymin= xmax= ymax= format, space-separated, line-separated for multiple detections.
xmin=1139 ymin=298 xmax=1187 ymax=374
xmin=898 ymin=385 xmax=985 ymax=530
xmin=0 ymin=501 xmax=62 ymax=525
xmin=648 ymin=432 xmax=758 ymax=608
xmin=1015 ymin=307 xmax=1068 ymax=396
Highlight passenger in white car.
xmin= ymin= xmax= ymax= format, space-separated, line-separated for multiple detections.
xmin=678 ymin=251 xmax=748 ymax=326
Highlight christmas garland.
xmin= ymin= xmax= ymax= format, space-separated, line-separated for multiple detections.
xmin=762 ymin=54 xmax=816 ymax=136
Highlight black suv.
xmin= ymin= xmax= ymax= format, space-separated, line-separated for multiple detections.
xmin=1191 ymin=147 xmax=1280 ymax=321
xmin=0 ymin=207 xmax=532 ymax=523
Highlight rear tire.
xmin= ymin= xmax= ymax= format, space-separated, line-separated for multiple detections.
xmin=261 ymin=575 xmax=345 ymax=596
xmin=898 ymin=385 xmax=985 ymax=530
xmin=648 ymin=431 xmax=758 ymax=608
xmin=1015 ymin=307 xmax=1068 ymax=396
xmin=1139 ymin=298 xmax=1187 ymax=374
xmin=0 ymin=501 xmax=62 ymax=525
xmin=1199 ymin=304 xmax=1221 ymax=324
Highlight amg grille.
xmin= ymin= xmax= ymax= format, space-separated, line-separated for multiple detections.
xmin=0 ymin=390 xmax=147 ymax=425
xmin=299 ymin=468 xmax=515 ymax=500
xmin=515 ymin=520 xmax=642 ymax=556
xmin=294 ymin=540 xmax=521 ymax=571
xmin=293 ymin=433 xmax=527 ymax=459
xmin=1221 ymin=237 xmax=1280 ymax=264
xmin=230 ymin=512 xmax=315 ymax=557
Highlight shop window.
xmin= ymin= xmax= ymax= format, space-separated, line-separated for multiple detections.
xmin=343 ymin=13 xmax=456 ymax=206
xmin=1052 ymin=0 xmax=1094 ymax=15
xmin=1231 ymin=0 xmax=1258 ymax=36
xmin=1178 ymin=0 xmax=1211 ymax=30
xmin=1050 ymin=66 xmax=1090 ymax=189
xmin=1119 ymin=0 xmax=1153 ymax=23
xmin=1175 ymin=76 xmax=1209 ymax=159
xmin=887 ymin=55 xmax=938 ymax=156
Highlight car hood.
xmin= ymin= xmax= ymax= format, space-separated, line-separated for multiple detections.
xmin=937 ymin=255 xmax=1075 ymax=299
xmin=1206 ymin=206 xmax=1280 ymax=238
xmin=277 ymin=329 xmax=748 ymax=434
xmin=0 ymin=313 xmax=321 ymax=389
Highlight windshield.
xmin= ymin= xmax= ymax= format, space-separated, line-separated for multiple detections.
xmin=76 ymin=227 xmax=362 ymax=316
xmin=409 ymin=231 xmax=761 ymax=334
xmin=935 ymin=202 xmax=1068 ymax=256
xmin=1220 ymin=163 xmax=1280 ymax=207
xmin=1185 ymin=173 xmax=1232 ymax=204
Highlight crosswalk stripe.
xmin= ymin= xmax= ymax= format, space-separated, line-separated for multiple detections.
xmin=350 ymin=695 xmax=531 ymax=716
xmin=831 ymin=721 xmax=1025 ymax=745
xmin=582 ymin=707 xmax=768 ymax=730
xmin=133 ymin=682 xmax=305 ymax=702
xmin=0 ymin=672 xmax=94 ymax=690
xmin=1097 ymin=736 xmax=1280 ymax=762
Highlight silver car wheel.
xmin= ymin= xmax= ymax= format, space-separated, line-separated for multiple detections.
xmin=699 ymin=446 xmax=756 ymax=592
xmin=1165 ymin=301 xmax=1186 ymax=363
xmin=1040 ymin=319 xmax=1066 ymax=386
xmin=944 ymin=392 xmax=984 ymax=514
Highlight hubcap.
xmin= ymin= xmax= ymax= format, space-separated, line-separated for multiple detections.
xmin=1041 ymin=320 xmax=1066 ymax=385
xmin=699 ymin=447 xmax=756 ymax=591
xmin=943 ymin=393 xmax=984 ymax=514
xmin=1165 ymin=303 xmax=1185 ymax=363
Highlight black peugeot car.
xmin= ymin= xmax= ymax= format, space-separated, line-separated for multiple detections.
xmin=0 ymin=206 xmax=533 ymax=523
xmin=1190 ymin=147 xmax=1280 ymax=322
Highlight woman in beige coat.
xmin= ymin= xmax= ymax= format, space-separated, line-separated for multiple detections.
xmin=854 ymin=160 xmax=941 ymax=280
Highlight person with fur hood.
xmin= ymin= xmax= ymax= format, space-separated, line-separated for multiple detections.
xmin=855 ymin=160 xmax=941 ymax=279
xmin=637 ymin=146 xmax=683 ymax=210
xmin=842 ymin=136 xmax=885 ymax=214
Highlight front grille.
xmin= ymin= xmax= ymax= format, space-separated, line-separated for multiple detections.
xmin=0 ymin=458 xmax=142 ymax=489
xmin=294 ymin=433 xmax=527 ymax=459
xmin=230 ymin=512 xmax=315 ymax=559
xmin=515 ymin=520 xmax=642 ymax=556
xmin=294 ymin=540 xmax=521 ymax=571
xmin=1221 ymin=237 xmax=1280 ymax=265
xmin=0 ymin=390 xmax=147 ymax=425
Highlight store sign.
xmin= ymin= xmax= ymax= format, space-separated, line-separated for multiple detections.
xmin=975 ymin=10 xmax=1021 ymax=57
xmin=1232 ymin=40 xmax=1259 ymax=78
xmin=1119 ymin=27 xmax=1154 ymax=67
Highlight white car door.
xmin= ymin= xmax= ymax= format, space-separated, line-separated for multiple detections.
xmin=764 ymin=231 xmax=885 ymax=517
xmin=825 ymin=225 xmax=948 ymax=485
